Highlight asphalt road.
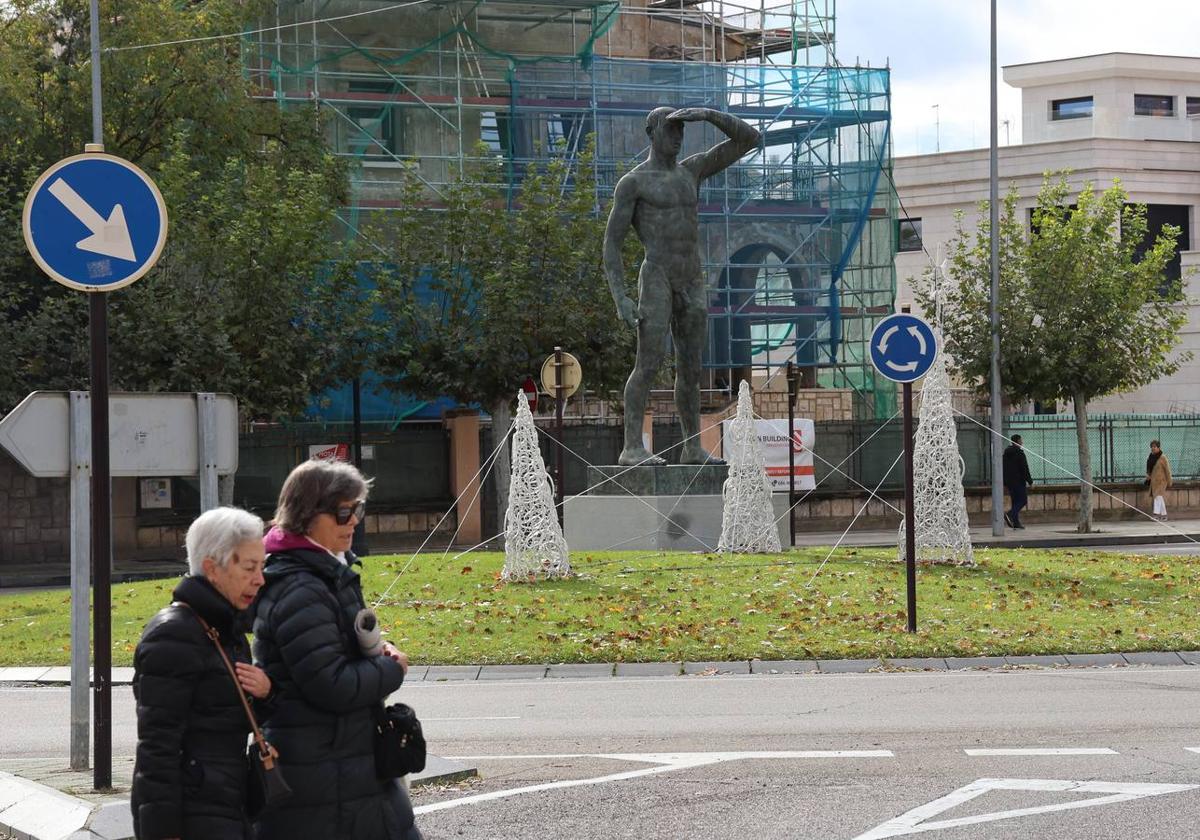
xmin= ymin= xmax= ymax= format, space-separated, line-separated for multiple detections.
xmin=3 ymin=667 xmax=1200 ymax=839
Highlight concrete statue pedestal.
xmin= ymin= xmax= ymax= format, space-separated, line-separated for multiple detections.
xmin=564 ymin=464 xmax=790 ymax=551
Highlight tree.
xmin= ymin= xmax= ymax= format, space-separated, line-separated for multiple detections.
xmin=927 ymin=174 xmax=1189 ymax=532
xmin=372 ymin=140 xmax=638 ymax=530
xmin=0 ymin=0 xmax=370 ymax=419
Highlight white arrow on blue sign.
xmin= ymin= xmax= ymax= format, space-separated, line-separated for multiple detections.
xmin=869 ymin=313 xmax=939 ymax=384
xmin=22 ymin=152 xmax=168 ymax=292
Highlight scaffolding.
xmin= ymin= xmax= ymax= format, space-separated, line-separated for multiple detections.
xmin=246 ymin=1 xmax=896 ymax=417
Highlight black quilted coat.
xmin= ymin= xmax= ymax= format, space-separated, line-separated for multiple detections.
xmin=131 ymin=575 xmax=254 ymax=840
xmin=251 ymin=530 xmax=421 ymax=840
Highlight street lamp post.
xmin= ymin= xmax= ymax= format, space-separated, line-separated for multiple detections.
xmin=989 ymin=0 xmax=1005 ymax=537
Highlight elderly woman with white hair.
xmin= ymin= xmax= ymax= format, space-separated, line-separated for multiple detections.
xmin=131 ymin=506 xmax=273 ymax=840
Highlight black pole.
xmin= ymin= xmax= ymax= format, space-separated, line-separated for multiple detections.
xmin=89 ymin=292 xmax=112 ymax=789
xmin=786 ymin=362 xmax=797 ymax=548
xmin=554 ymin=347 xmax=565 ymax=527
xmin=351 ymin=377 xmax=369 ymax=556
xmin=902 ymin=381 xmax=917 ymax=633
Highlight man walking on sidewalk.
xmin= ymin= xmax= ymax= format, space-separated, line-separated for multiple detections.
xmin=1003 ymin=434 xmax=1034 ymax=529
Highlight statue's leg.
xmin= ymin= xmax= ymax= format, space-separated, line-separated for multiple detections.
xmin=618 ymin=264 xmax=670 ymax=466
xmin=673 ymin=281 xmax=723 ymax=465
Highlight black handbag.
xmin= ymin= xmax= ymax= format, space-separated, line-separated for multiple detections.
xmin=374 ymin=702 xmax=427 ymax=779
xmin=175 ymin=601 xmax=293 ymax=816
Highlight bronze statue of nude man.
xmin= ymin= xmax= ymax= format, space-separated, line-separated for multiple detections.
xmin=603 ymin=106 xmax=760 ymax=466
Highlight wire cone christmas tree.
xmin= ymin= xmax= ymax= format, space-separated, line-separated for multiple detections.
xmin=502 ymin=393 xmax=571 ymax=581
xmin=900 ymin=332 xmax=975 ymax=566
xmin=718 ymin=381 xmax=781 ymax=554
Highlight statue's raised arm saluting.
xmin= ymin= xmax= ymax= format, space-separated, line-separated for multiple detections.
xmin=603 ymin=106 xmax=760 ymax=466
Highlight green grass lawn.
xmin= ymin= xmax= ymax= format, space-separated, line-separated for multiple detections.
xmin=2 ymin=547 xmax=1198 ymax=666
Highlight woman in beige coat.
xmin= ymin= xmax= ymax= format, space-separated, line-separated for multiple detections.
xmin=1146 ymin=440 xmax=1172 ymax=521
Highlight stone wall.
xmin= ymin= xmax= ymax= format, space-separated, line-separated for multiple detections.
xmin=0 ymin=441 xmax=459 ymax=567
xmin=766 ymin=389 xmax=855 ymax=421
xmin=0 ymin=450 xmax=69 ymax=564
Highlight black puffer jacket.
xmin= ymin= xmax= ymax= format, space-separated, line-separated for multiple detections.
xmin=252 ymin=533 xmax=421 ymax=840
xmin=131 ymin=575 xmax=254 ymax=840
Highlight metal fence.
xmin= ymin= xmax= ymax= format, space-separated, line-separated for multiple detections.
xmin=234 ymin=423 xmax=453 ymax=515
xmin=226 ymin=413 xmax=1200 ymax=528
xmin=1007 ymin=414 xmax=1200 ymax=486
xmin=812 ymin=413 xmax=1200 ymax=492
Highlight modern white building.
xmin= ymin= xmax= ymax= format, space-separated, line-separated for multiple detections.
xmin=893 ymin=53 xmax=1200 ymax=413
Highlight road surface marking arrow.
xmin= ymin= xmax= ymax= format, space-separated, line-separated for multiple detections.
xmin=850 ymin=778 xmax=1199 ymax=839
xmin=47 ymin=178 xmax=136 ymax=262
xmin=416 ymin=751 xmax=894 ymax=815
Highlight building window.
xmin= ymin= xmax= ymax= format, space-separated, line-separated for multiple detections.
xmin=1129 ymin=203 xmax=1190 ymax=283
xmin=1051 ymin=96 xmax=1093 ymax=120
xmin=480 ymin=110 xmax=509 ymax=155
xmin=1187 ymin=96 xmax=1200 ymax=117
xmin=1134 ymin=94 xmax=1175 ymax=117
xmin=345 ymin=80 xmax=401 ymax=159
xmin=897 ymin=218 xmax=922 ymax=253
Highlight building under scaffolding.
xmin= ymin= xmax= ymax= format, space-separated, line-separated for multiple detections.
xmin=246 ymin=1 xmax=897 ymax=416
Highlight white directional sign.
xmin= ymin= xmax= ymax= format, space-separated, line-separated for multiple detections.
xmin=0 ymin=392 xmax=237 ymax=477
xmin=23 ymin=152 xmax=168 ymax=292
xmin=869 ymin=313 xmax=939 ymax=384
xmin=851 ymin=778 xmax=1199 ymax=839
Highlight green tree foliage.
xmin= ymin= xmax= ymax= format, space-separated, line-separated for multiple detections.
xmin=0 ymin=0 xmax=367 ymax=417
xmin=925 ymin=174 xmax=1189 ymax=532
xmin=371 ymin=140 xmax=638 ymax=523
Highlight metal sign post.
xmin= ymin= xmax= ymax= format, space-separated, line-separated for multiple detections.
xmin=786 ymin=362 xmax=798 ymax=548
xmin=0 ymin=391 xmax=234 ymax=779
xmin=350 ymin=378 xmax=369 ymax=556
xmin=553 ymin=347 xmax=565 ymax=527
xmin=89 ymin=299 xmax=112 ymax=788
xmin=869 ymin=313 xmax=939 ymax=634
xmin=22 ymin=0 xmax=167 ymax=779
xmin=539 ymin=350 xmax=582 ymax=528
xmin=901 ymin=382 xmax=917 ymax=633
xmin=68 ymin=392 xmax=91 ymax=771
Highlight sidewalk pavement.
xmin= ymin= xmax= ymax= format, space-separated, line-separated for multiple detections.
xmin=0 ymin=756 xmax=474 ymax=840
xmin=4 ymin=649 xmax=1199 ymax=687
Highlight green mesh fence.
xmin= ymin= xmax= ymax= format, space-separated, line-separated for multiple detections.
xmin=244 ymin=1 xmax=896 ymax=417
xmin=1007 ymin=414 xmax=1200 ymax=485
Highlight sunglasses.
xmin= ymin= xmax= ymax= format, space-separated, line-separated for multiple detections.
xmin=327 ymin=500 xmax=366 ymax=525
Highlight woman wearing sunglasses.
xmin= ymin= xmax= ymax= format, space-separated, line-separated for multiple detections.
xmin=252 ymin=459 xmax=422 ymax=840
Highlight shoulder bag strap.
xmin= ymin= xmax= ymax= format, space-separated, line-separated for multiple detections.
xmin=172 ymin=601 xmax=279 ymax=768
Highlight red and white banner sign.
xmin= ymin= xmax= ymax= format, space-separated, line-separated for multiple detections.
xmin=721 ymin=418 xmax=816 ymax=492
xmin=309 ymin=443 xmax=351 ymax=463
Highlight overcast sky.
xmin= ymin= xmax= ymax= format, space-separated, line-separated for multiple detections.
xmin=832 ymin=0 xmax=1200 ymax=157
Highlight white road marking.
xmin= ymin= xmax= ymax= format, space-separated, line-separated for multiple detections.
xmin=416 ymin=750 xmax=893 ymax=814
xmin=964 ymin=748 xmax=1118 ymax=756
xmin=850 ymin=778 xmax=1199 ymax=839
xmin=447 ymin=750 xmax=894 ymax=762
xmin=1187 ymin=747 xmax=1200 ymax=754
xmin=423 ymin=716 xmax=521 ymax=722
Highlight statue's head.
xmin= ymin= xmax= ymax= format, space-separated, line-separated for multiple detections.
xmin=646 ymin=106 xmax=684 ymax=158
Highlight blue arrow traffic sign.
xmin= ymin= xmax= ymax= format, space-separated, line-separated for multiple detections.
xmin=869 ymin=313 xmax=939 ymax=384
xmin=22 ymin=152 xmax=168 ymax=292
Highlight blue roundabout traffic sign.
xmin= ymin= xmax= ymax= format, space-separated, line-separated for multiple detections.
xmin=22 ymin=151 xmax=168 ymax=292
xmin=869 ymin=313 xmax=939 ymax=384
